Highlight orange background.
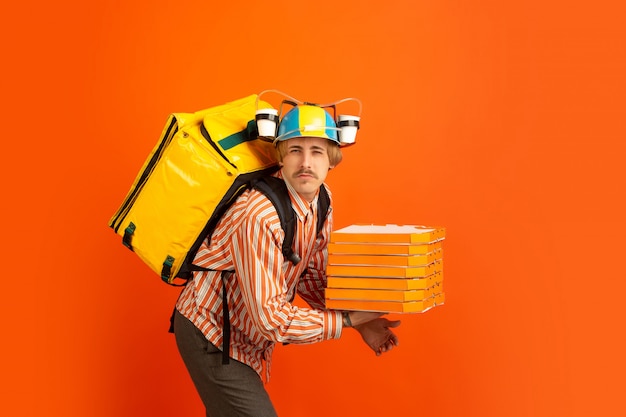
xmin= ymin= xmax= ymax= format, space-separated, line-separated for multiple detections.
xmin=2 ymin=1 xmax=625 ymax=416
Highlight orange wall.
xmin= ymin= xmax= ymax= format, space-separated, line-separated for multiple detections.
xmin=2 ymin=1 xmax=626 ymax=416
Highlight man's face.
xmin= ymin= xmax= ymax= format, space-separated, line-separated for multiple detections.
xmin=280 ymin=137 xmax=333 ymax=202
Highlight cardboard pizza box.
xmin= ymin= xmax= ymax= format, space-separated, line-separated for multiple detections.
xmin=327 ymin=259 xmax=443 ymax=278
xmin=328 ymin=251 xmax=442 ymax=267
xmin=325 ymin=286 xmax=440 ymax=302
xmin=326 ymin=273 xmax=443 ymax=290
xmin=330 ymin=224 xmax=446 ymax=244
xmin=327 ymin=241 xmax=443 ymax=256
xmin=326 ymin=293 xmax=445 ymax=313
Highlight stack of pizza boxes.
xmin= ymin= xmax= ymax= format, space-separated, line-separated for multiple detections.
xmin=325 ymin=224 xmax=445 ymax=313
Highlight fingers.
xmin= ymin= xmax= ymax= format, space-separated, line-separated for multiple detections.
xmin=374 ymin=332 xmax=399 ymax=356
xmin=355 ymin=316 xmax=401 ymax=356
xmin=375 ymin=341 xmax=394 ymax=356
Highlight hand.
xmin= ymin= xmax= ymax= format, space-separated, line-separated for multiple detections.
xmin=354 ymin=317 xmax=401 ymax=356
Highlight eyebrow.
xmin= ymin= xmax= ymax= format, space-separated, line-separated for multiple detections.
xmin=288 ymin=144 xmax=327 ymax=152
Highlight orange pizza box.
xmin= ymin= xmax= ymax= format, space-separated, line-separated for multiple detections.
xmin=325 ymin=286 xmax=439 ymax=302
xmin=330 ymin=224 xmax=446 ymax=244
xmin=325 ymin=295 xmax=443 ymax=313
xmin=326 ymin=272 xmax=443 ymax=290
xmin=328 ymin=241 xmax=443 ymax=256
xmin=327 ymin=259 xmax=443 ymax=278
xmin=328 ymin=251 xmax=442 ymax=267
xmin=435 ymin=292 xmax=446 ymax=306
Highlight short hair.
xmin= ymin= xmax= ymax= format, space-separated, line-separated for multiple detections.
xmin=275 ymin=139 xmax=343 ymax=167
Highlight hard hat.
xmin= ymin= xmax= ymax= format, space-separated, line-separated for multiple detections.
xmin=275 ymin=105 xmax=340 ymax=144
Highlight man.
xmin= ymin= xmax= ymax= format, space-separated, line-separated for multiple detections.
xmin=173 ymin=104 xmax=401 ymax=417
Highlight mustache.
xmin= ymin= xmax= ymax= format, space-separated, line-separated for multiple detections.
xmin=293 ymin=169 xmax=318 ymax=179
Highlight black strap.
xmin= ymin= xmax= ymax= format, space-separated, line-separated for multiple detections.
xmin=251 ymin=176 xmax=300 ymax=264
xmin=316 ymin=184 xmax=330 ymax=236
xmin=252 ymin=176 xmax=330 ymax=264
xmin=168 ymin=307 xmax=176 ymax=334
xmin=221 ymin=271 xmax=231 ymax=364
xmin=168 ymin=268 xmax=233 ymax=365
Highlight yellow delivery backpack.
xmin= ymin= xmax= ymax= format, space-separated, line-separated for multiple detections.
xmin=108 ymin=94 xmax=280 ymax=284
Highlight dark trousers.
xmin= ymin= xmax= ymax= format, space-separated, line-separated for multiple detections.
xmin=173 ymin=309 xmax=278 ymax=417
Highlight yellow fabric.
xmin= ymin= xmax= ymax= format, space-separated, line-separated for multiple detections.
xmin=109 ymin=94 xmax=276 ymax=282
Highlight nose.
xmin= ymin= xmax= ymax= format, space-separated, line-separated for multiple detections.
xmin=300 ymin=150 xmax=312 ymax=168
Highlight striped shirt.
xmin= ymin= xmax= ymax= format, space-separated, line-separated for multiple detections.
xmin=176 ymin=172 xmax=343 ymax=380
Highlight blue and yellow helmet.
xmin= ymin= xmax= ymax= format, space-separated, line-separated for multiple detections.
xmin=275 ymin=105 xmax=340 ymax=145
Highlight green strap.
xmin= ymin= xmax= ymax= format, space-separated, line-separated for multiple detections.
xmin=217 ymin=120 xmax=258 ymax=151
xmin=122 ymin=222 xmax=136 ymax=251
xmin=161 ymin=255 xmax=175 ymax=283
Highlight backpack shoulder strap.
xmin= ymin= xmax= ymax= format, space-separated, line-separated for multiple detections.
xmin=251 ymin=176 xmax=300 ymax=264
xmin=251 ymin=176 xmax=331 ymax=265
xmin=317 ymin=184 xmax=330 ymax=236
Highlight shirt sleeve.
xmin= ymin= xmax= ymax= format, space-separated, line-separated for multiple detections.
xmin=230 ymin=197 xmax=342 ymax=344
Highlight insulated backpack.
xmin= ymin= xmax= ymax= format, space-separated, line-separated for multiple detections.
xmin=108 ymin=94 xmax=330 ymax=285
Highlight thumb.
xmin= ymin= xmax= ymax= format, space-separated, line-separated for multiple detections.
xmin=385 ymin=320 xmax=402 ymax=328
